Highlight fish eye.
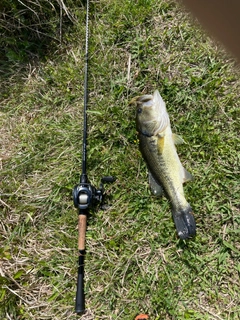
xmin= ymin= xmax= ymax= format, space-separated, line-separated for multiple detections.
xmin=137 ymin=107 xmax=142 ymax=114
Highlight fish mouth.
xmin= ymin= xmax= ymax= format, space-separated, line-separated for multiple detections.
xmin=136 ymin=95 xmax=153 ymax=103
xmin=129 ymin=95 xmax=153 ymax=106
xmin=131 ymin=90 xmax=169 ymax=135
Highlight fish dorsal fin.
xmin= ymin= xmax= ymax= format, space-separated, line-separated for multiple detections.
xmin=182 ymin=167 xmax=194 ymax=183
xmin=172 ymin=134 xmax=185 ymax=145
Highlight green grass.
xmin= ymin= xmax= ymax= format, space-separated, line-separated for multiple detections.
xmin=1 ymin=0 xmax=240 ymax=319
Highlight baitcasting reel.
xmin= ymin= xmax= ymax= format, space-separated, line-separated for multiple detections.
xmin=73 ymin=174 xmax=115 ymax=210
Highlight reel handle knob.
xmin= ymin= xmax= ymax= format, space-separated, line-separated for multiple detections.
xmin=101 ymin=176 xmax=116 ymax=183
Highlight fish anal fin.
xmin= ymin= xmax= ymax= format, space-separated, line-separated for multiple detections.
xmin=148 ymin=170 xmax=163 ymax=197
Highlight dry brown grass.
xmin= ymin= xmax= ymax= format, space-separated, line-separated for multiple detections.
xmin=1 ymin=0 xmax=240 ymax=319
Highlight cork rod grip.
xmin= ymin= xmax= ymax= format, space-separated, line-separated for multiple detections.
xmin=78 ymin=213 xmax=87 ymax=251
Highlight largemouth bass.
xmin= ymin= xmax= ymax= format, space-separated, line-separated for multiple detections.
xmin=131 ymin=90 xmax=196 ymax=239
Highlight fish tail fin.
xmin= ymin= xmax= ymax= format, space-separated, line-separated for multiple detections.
xmin=172 ymin=205 xmax=196 ymax=240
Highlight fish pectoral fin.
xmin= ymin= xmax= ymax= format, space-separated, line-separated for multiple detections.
xmin=182 ymin=167 xmax=194 ymax=183
xmin=157 ymin=135 xmax=165 ymax=154
xmin=148 ymin=170 xmax=163 ymax=197
xmin=172 ymin=134 xmax=186 ymax=145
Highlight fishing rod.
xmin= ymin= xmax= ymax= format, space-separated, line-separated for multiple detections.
xmin=72 ymin=0 xmax=115 ymax=314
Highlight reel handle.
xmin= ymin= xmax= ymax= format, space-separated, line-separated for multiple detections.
xmin=101 ymin=176 xmax=116 ymax=183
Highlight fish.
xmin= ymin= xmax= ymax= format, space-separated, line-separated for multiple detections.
xmin=130 ymin=89 xmax=196 ymax=240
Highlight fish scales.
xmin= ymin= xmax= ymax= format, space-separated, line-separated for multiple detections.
xmin=139 ymin=133 xmax=188 ymax=212
xmin=131 ymin=90 xmax=196 ymax=239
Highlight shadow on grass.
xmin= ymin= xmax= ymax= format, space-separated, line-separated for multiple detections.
xmin=0 ymin=0 xmax=81 ymax=99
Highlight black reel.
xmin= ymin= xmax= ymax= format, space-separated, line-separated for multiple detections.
xmin=73 ymin=176 xmax=115 ymax=210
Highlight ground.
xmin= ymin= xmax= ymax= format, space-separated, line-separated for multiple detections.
xmin=0 ymin=0 xmax=240 ymax=319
